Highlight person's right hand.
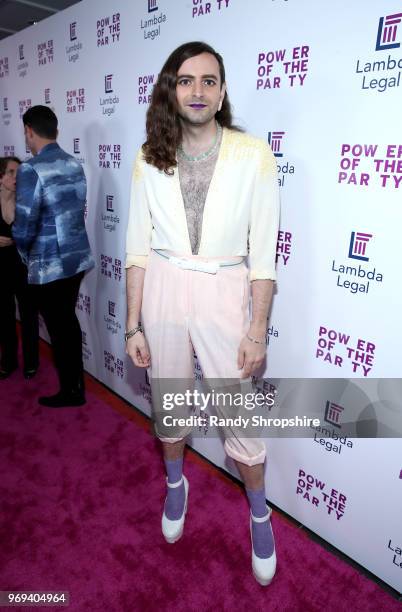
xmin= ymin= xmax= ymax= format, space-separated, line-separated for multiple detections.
xmin=0 ymin=236 xmax=13 ymax=247
xmin=126 ymin=331 xmax=151 ymax=368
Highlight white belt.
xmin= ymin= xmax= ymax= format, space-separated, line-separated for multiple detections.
xmin=153 ymin=249 xmax=244 ymax=274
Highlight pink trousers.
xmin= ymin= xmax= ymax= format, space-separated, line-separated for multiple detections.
xmin=141 ymin=249 xmax=266 ymax=466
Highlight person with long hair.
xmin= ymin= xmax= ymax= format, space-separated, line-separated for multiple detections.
xmin=125 ymin=42 xmax=280 ymax=585
xmin=0 ymin=156 xmax=39 ymax=379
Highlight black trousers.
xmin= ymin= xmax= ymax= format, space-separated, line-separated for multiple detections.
xmin=33 ymin=271 xmax=85 ymax=394
xmin=0 ymin=252 xmax=39 ymax=371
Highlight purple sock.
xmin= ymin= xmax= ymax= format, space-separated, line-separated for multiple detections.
xmin=246 ymin=487 xmax=275 ymax=559
xmin=164 ymin=457 xmax=185 ymax=521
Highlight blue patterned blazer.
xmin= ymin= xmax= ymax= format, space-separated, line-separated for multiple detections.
xmin=13 ymin=142 xmax=94 ymax=284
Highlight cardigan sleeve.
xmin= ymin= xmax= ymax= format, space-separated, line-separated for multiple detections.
xmin=125 ymin=149 xmax=152 ymax=269
xmin=248 ymin=142 xmax=280 ymax=281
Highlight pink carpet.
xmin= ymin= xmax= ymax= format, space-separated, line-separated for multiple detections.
xmin=0 ymin=344 xmax=400 ymax=612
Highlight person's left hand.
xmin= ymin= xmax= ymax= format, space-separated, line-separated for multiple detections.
xmin=237 ymin=333 xmax=266 ymax=378
xmin=0 ymin=236 xmax=13 ymax=247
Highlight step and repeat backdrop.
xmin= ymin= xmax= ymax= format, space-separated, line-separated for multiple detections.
xmin=0 ymin=0 xmax=401 ymax=592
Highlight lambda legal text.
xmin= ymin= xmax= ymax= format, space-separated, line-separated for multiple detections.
xmin=332 ymin=261 xmax=383 ymax=294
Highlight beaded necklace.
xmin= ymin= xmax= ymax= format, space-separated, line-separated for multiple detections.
xmin=178 ymin=122 xmax=222 ymax=162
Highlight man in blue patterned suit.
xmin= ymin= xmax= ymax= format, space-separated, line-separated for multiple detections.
xmin=13 ymin=105 xmax=94 ymax=407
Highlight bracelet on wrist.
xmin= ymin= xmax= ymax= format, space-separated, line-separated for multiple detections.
xmin=124 ymin=324 xmax=143 ymax=342
xmin=246 ymin=333 xmax=266 ymax=345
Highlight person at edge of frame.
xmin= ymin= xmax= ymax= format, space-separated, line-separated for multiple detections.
xmin=0 ymin=155 xmax=39 ymax=380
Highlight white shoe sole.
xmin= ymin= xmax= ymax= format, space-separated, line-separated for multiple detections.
xmin=162 ymin=475 xmax=189 ymax=544
xmin=252 ymin=566 xmax=275 ymax=586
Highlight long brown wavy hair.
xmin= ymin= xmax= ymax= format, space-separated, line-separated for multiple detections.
xmin=143 ymin=41 xmax=242 ymax=174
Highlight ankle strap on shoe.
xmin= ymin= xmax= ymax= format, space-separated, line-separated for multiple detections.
xmin=251 ymin=505 xmax=272 ymax=523
xmin=166 ymin=476 xmax=183 ymax=489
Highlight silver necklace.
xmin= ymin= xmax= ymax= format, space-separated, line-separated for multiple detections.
xmin=178 ymin=123 xmax=222 ymax=162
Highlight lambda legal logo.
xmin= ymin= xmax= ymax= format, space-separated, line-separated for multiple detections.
xmin=376 ymin=13 xmax=402 ymax=51
xmin=102 ymin=195 xmax=119 ymax=232
xmin=18 ymin=44 xmax=24 ymax=60
xmin=3 ymin=98 xmax=7 ymax=111
xmin=44 ymin=88 xmax=51 ymax=104
xmin=331 ymin=231 xmax=382 ymax=295
xmin=324 ymin=401 xmax=343 ymax=428
xmin=73 ymin=138 xmax=80 ymax=154
xmin=105 ymin=74 xmax=113 ymax=93
xmin=108 ymin=301 xmax=116 ymax=317
xmin=141 ymin=0 xmax=166 ymax=42
xmin=70 ymin=22 xmax=77 ymax=41
xmin=105 ymin=301 xmax=121 ymax=335
xmin=268 ymin=131 xmax=285 ymax=157
xmin=106 ymin=195 xmax=114 ymax=211
xmin=312 ymin=401 xmax=353 ymax=454
xmin=268 ymin=131 xmax=294 ymax=188
xmin=348 ymin=231 xmax=372 ymax=262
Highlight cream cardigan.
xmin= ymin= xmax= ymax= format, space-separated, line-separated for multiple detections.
xmin=125 ymin=127 xmax=280 ymax=281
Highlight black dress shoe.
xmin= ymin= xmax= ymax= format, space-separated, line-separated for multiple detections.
xmin=0 ymin=365 xmax=17 ymax=380
xmin=23 ymin=367 xmax=38 ymax=380
xmin=38 ymin=391 xmax=86 ymax=408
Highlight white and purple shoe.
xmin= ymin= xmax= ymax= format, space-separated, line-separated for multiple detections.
xmin=250 ymin=504 xmax=277 ymax=586
xmin=162 ymin=475 xmax=189 ymax=544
